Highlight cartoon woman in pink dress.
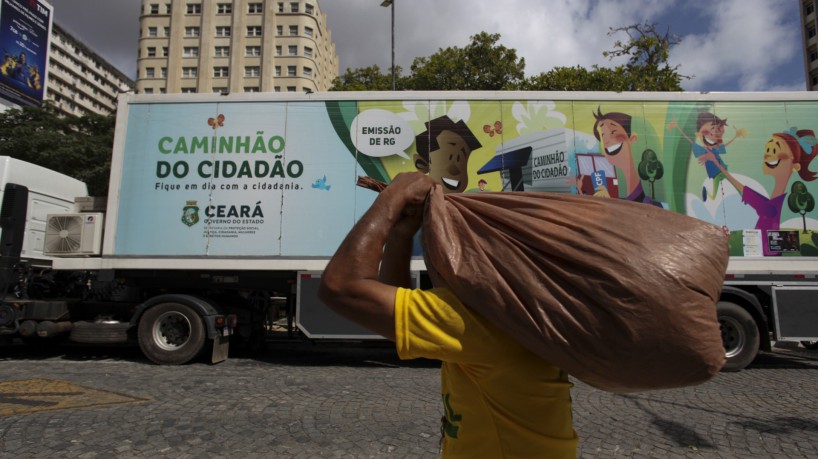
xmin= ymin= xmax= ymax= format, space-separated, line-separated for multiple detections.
xmin=699 ymin=128 xmax=818 ymax=256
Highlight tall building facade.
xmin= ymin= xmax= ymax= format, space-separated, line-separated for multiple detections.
xmin=802 ymin=0 xmax=818 ymax=90
xmin=137 ymin=0 xmax=338 ymax=94
xmin=45 ymin=23 xmax=135 ymax=116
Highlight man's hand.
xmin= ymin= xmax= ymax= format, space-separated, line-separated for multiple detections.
xmin=318 ymin=172 xmax=437 ymax=341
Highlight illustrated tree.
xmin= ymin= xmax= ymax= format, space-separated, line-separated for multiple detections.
xmin=787 ymin=181 xmax=815 ymax=231
xmin=637 ymin=148 xmax=665 ymax=199
xmin=0 ymin=102 xmax=115 ymax=196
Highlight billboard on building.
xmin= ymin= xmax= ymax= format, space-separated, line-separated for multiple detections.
xmin=0 ymin=0 xmax=52 ymax=107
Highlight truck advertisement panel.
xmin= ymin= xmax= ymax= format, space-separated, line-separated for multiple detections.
xmin=0 ymin=0 xmax=51 ymax=107
xmin=114 ymin=97 xmax=818 ymax=259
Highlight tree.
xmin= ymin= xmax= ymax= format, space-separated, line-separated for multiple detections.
xmin=525 ymin=22 xmax=687 ymax=92
xmin=407 ymin=32 xmax=525 ymax=90
xmin=602 ymin=22 xmax=687 ymax=91
xmin=331 ymin=65 xmax=405 ymax=91
xmin=0 ymin=102 xmax=115 ymax=196
xmin=522 ymin=65 xmax=629 ymax=91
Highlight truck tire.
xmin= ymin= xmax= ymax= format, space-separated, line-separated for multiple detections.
xmin=718 ymin=301 xmax=760 ymax=372
xmin=69 ymin=321 xmax=130 ymax=344
xmin=138 ymin=302 xmax=205 ymax=365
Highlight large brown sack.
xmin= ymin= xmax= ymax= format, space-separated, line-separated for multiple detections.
xmin=357 ymin=177 xmax=728 ymax=392
xmin=420 ymin=186 xmax=728 ymax=393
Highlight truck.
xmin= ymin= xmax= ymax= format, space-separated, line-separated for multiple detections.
xmin=1 ymin=91 xmax=817 ymax=370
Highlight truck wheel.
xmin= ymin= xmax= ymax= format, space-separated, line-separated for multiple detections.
xmin=718 ymin=301 xmax=760 ymax=372
xmin=138 ymin=302 xmax=205 ymax=365
xmin=801 ymin=341 xmax=818 ymax=350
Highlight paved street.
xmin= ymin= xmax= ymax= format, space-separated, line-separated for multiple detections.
xmin=0 ymin=339 xmax=816 ymax=458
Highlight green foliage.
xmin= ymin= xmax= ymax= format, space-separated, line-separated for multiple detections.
xmin=0 ymin=102 xmax=114 ymax=196
xmin=524 ymin=22 xmax=686 ymax=92
xmin=330 ymin=65 xmax=406 ymax=91
xmin=336 ymin=24 xmax=687 ymax=92
xmin=407 ymin=32 xmax=525 ymax=90
xmin=522 ymin=65 xmax=630 ymax=91
xmin=601 ymin=22 xmax=686 ymax=91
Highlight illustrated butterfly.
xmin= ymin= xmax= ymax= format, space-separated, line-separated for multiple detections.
xmin=483 ymin=120 xmax=503 ymax=137
xmin=208 ymin=114 xmax=225 ymax=129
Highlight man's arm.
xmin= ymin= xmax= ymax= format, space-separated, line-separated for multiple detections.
xmin=318 ymin=173 xmax=436 ymax=341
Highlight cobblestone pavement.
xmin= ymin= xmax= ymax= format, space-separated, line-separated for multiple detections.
xmin=0 ymin=339 xmax=816 ymax=458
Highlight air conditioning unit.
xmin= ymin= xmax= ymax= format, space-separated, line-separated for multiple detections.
xmin=43 ymin=213 xmax=104 ymax=256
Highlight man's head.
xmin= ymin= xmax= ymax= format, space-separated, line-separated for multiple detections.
xmin=592 ymin=107 xmax=637 ymax=169
xmin=414 ymin=115 xmax=482 ymax=194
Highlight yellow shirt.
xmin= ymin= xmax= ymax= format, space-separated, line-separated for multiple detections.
xmin=394 ymin=287 xmax=578 ymax=458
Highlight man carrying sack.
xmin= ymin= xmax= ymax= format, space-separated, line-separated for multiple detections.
xmin=319 ymin=172 xmax=579 ymax=458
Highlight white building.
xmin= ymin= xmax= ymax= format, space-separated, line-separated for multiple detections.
xmin=137 ymin=0 xmax=338 ymax=94
xmin=46 ymin=23 xmax=135 ymax=116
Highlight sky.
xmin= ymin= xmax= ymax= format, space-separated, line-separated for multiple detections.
xmin=50 ymin=0 xmax=808 ymax=92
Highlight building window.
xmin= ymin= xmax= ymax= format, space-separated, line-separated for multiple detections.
xmin=248 ymin=3 xmax=263 ymax=13
xmin=144 ymin=88 xmax=155 ymax=94
xmin=216 ymin=26 xmax=232 ymax=37
xmin=303 ymin=67 xmax=312 ymax=77
xmin=147 ymin=47 xmax=156 ymax=57
xmin=287 ymin=65 xmax=296 ymax=76
xmin=807 ymin=2 xmax=816 ymax=15
xmin=148 ymin=27 xmax=158 ymax=37
xmin=274 ymin=86 xmax=281 ymax=92
xmin=145 ymin=67 xmax=155 ymax=78
xmin=185 ymin=27 xmax=200 ymax=37
xmin=244 ymin=86 xmax=260 ymax=93
xmin=304 ymin=47 xmax=313 ymax=58
xmin=215 ymin=46 xmax=230 ymax=57
xmin=288 ymin=45 xmax=297 ymax=56
xmin=810 ymin=26 xmax=817 ymax=39
xmin=182 ymin=87 xmax=197 ymax=93
xmin=287 ymin=86 xmax=296 ymax=92
xmin=277 ymin=2 xmax=284 ymax=13
xmin=149 ymin=4 xmax=159 ymax=14
xmin=275 ymin=45 xmax=282 ymax=56
xmin=160 ymin=88 xmax=167 ymax=94
xmin=161 ymin=67 xmax=167 ymax=77
xmin=275 ymin=66 xmax=281 ymax=76
xmin=217 ymin=3 xmax=232 ymax=14
xmin=186 ymin=3 xmax=201 ymax=14
xmin=163 ymin=47 xmax=169 ymax=57
xmin=247 ymin=26 xmax=262 ymax=37
xmin=245 ymin=66 xmax=261 ymax=77
xmin=183 ymin=47 xmax=199 ymax=57
xmin=290 ymin=2 xmax=299 ymax=13
xmin=164 ymin=27 xmax=170 ymax=37
xmin=304 ymin=27 xmax=313 ymax=38
xmin=811 ymin=49 xmax=818 ymax=62
xmin=305 ymin=3 xmax=314 ymax=14
xmin=214 ymin=67 xmax=229 ymax=77
xmin=166 ymin=3 xmax=172 ymax=14
xmin=289 ymin=25 xmax=298 ymax=36
xmin=246 ymin=46 xmax=261 ymax=56
xmin=276 ymin=25 xmax=283 ymax=35
xmin=182 ymin=67 xmax=198 ymax=78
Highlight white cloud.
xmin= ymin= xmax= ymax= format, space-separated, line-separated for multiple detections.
xmin=669 ymin=0 xmax=801 ymax=91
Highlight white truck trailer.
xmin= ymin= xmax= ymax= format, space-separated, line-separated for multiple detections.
xmin=1 ymin=91 xmax=817 ymax=370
